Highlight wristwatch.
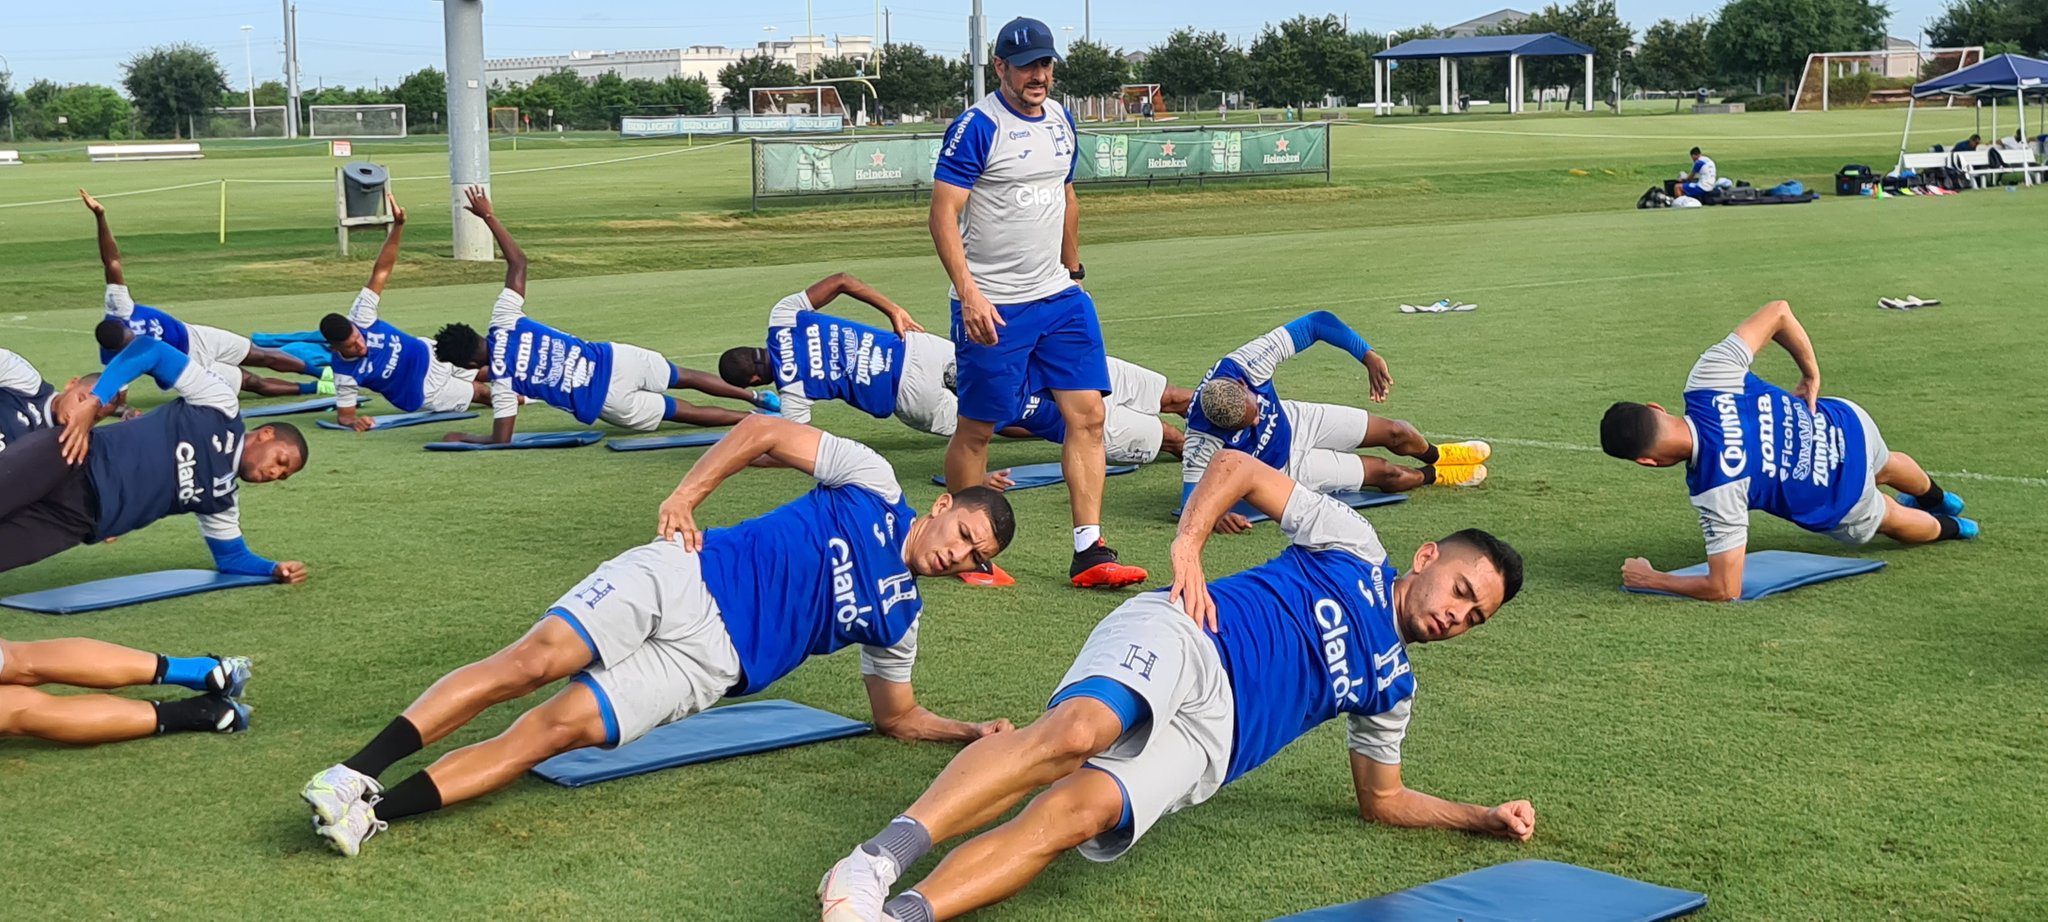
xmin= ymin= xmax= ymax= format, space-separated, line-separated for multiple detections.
xmin=1068 ymin=263 xmax=1086 ymax=281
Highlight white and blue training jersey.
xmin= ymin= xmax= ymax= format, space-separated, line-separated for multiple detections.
xmin=0 ymin=348 xmax=56 ymax=454
xmin=934 ymin=92 xmax=1078 ymax=305
xmin=1683 ymin=334 xmax=1871 ymax=554
xmin=1185 ymin=326 xmax=1300 ymax=478
xmin=768 ymin=291 xmax=907 ymax=424
xmin=332 ymin=289 xmax=437 ymax=412
xmin=486 ymin=289 xmax=615 ymax=425
xmin=101 ymin=284 xmax=191 ymax=361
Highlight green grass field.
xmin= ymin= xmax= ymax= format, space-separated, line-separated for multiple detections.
xmin=1 ymin=107 xmax=2044 ymax=919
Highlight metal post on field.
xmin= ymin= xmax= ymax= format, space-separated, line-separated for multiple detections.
xmin=241 ymin=25 xmax=256 ymax=129
xmin=442 ymin=0 xmax=492 ymax=261
xmin=970 ymin=0 xmax=985 ymax=101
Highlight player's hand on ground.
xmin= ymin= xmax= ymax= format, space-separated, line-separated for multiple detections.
xmin=1168 ymin=542 xmax=1218 ymax=633
xmin=348 ymin=415 xmax=377 ymax=432
xmin=1794 ymin=373 xmax=1821 ymax=413
xmin=1364 ymin=351 xmax=1394 ymax=403
xmin=1485 ymin=800 xmax=1536 ymax=841
xmin=386 ymin=192 xmax=405 ymax=225
xmin=1212 ymin=512 xmax=1253 ymax=535
xmin=657 ymin=494 xmax=703 ymax=550
xmin=972 ymin=718 xmax=1015 ymax=738
xmin=1620 ymin=557 xmax=1658 ymax=589
xmin=273 ymin=561 xmax=309 ymax=584
xmin=959 ymin=291 xmax=1005 ymax=346
xmin=442 ymin=431 xmax=478 ymax=443
xmin=78 ymin=189 xmax=105 ymax=215
xmin=461 ymin=186 xmax=492 ymax=220
xmin=59 ymin=398 xmax=101 ymax=465
xmin=982 ymin=469 xmax=1015 ymax=492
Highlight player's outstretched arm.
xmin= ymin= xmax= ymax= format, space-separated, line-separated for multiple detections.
xmin=1350 ymin=754 xmax=1534 ymax=841
xmin=1170 ymin=449 xmax=1299 ymax=630
xmin=805 ymin=272 xmax=924 ymax=335
xmin=79 ymin=189 xmax=125 ymax=287
xmin=863 ymin=676 xmax=1012 ymax=743
xmin=1730 ymin=300 xmax=1819 ymax=409
xmin=364 ymin=193 xmax=406 ymax=295
xmin=656 ymin=415 xmax=823 ymax=548
xmin=1622 ymin=547 xmax=1745 ymax=602
xmin=461 ymin=186 xmax=525 ymax=296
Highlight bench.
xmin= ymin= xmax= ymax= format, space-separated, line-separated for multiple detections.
xmin=0 ymin=150 xmax=20 ymax=166
xmin=1693 ymin=103 xmax=1746 ymax=114
xmin=1988 ymin=147 xmax=2045 ymax=185
xmin=1951 ymin=149 xmax=1995 ymax=187
xmin=1899 ymin=152 xmax=1950 ymax=174
xmin=87 ymin=143 xmax=203 ymax=162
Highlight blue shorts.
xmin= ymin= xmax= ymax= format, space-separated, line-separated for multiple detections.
xmin=950 ymin=285 xmax=1109 ymax=424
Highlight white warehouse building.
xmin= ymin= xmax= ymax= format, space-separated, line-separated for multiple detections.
xmin=485 ymin=36 xmax=876 ymax=108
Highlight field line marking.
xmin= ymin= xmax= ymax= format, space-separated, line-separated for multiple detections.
xmin=1427 ymin=432 xmax=2048 ymax=487
xmin=0 ymin=180 xmax=221 ymax=210
xmin=1344 ymin=121 xmax=1937 ymax=142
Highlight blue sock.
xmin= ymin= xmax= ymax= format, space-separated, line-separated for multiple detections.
xmin=667 ymin=363 xmax=683 ymax=389
xmin=157 ymin=655 xmax=220 ymax=691
xmin=297 ymin=381 xmax=318 ymax=395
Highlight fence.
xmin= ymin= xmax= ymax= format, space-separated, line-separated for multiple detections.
xmin=621 ymin=114 xmax=846 ymax=137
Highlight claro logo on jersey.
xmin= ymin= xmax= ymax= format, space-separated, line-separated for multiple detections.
xmin=1712 ymin=392 xmax=1745 ymax=477
xmin=1313 ymin=598 xmax=1368 ymax=707
xmin=829 ymin=537 xmax=874 ymax=629
xmin=1010 ymin=185 xmax=1058 ymax=208
xmin=174 ymin=441 xmax=201 ymax=504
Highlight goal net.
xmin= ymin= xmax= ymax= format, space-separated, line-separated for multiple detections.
xmin=196 ymin=106 xmax=288 ymax=139
xmin=309 ymin=104 xmax=409 ymax=138
xmin=1793 ymin=46 xmax=1983 ymax=111
xmin=749 ymin=86 xmax=846 ymax=116
xmin=490 ymin=106 xmax=522 ymax=135
xmin=1115 ymin=84 xmax=1166 ymax=121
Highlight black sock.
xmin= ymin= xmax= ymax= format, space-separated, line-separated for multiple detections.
xmin=883 ymin=891 xmax=935 ymax=922
xmin=1417 ymin=445 xmax=1441 ymax=465
xmin=1420 ymin=466 xmax=1438 ymax=486
xmin=1934 ymin=514 xmax=1961 ymax=541
xmin=344 ymin=716 xmax=424 ymax=778
xmin=1915 ymin=480 xmax=1948 ymax=509
xmin=151 ymin=654 xmax=169 ymax=685
xmin=376 ymin=771 xmax=443 ymax=822
xmin=153 ymin=694 xmax=236 ymax=735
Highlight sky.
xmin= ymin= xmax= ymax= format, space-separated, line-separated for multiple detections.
xmin=6 ymin=1 xmax=1953 ymax=91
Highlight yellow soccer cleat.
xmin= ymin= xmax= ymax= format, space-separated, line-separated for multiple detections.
xmin=1435 ymin=463 xmax=1489 ymax=487
xmin=1433 ymin=440 xmax=1492 ymax=466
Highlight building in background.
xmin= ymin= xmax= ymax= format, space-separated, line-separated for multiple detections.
xmin=485 ymin=36 xmax=875 ymax=108
xmin=1445 ymin=9 xmax=1529 ymax=37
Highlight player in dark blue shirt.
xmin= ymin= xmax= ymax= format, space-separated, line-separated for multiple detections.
xmin=300 ymin=416 xmax=1017 ymax=857
xmin=0 ymin=348 xmax=128 ymax=456
xmin=1601 ymin=299 xmax=1976 ymax=601
xmin=2 ymin=638 xmax=252 ymax=743
xmin=821 ymin=450 xmax=1530 ymax=922
xmin=0 ymin=338 xmax=309 ymax=580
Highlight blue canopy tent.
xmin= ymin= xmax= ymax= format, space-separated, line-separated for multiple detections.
xmin=1899 ymin=53 xmax=2048 ymax=172
xmin=1371 ymin=33 xmax=1596 ymax=115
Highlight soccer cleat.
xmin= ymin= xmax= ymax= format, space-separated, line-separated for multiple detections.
xmin=819 ymin=848 xmax=900 ymax=922
xmin=1432 ymin=440 xmax=1492 ymax=467
xmin=1433 ymin=463 xmax=1489 ymax=487
xmin=213 ymin=695 xmax=252 ymax=733
xmin=757 ymin=390 xmax=783 ymax=414
xmin=206 ymin=654 xmax=252 ymax=697
xmin=315 ymin=797 xmax=388 ymax=858
xmin=1878 ymin=298 xmax=1905 ymax=310
xmin=316 ymin=367 xmax=337 ymax=396
xmin=1897 ymin=491 xmax=1965 ymax=516
xmin=1070 ymin=542 xmax=1148 ymax=589
xmin=303 ymin=764 xmax=383 ymax=827
xmin=1952 ymin=516 xmax=1980 ymax=540
xmin=957 ymin=563 xmax=1016 ymax=587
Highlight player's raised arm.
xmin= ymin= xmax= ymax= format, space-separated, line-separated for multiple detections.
xmin=364 ymin=193 xmax=406 ymax=296
xmin=79 ymin=189 xmax=126 ymax=288
xmin=1729 ymin=300 xmax=1819 ymax=410
xmin=1170 ymin=449 xmax=1301 ymax=630
xmin=656 ymin=415 xmax=825 ymax=547
xmin=805 ymin=272 xmax=924 ymax=335
xmin=1350 ymin=752 xmax=1534 ymax=841
xmin=461 ymin=186 xmax=524 ymax=296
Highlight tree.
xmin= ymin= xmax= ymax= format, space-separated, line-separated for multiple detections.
xmin=122 ymin=43 xmax=228 ymax=138
xmin=1383 ymin=25 xmax=1444 ymax=111
xmin=716 ymin=54 xmax=800 ymax=113
xmin=1519 ymin=0 xmax=1634 ymax=110
xmin=570 ymin=71 xmax=634 ymax=129
xmin=1633 ymin=18 xmax=1715 ymax=109
xmin=393 ymin=68 xmax=446 ymax=130
xmin=1145 ymin=28 xmax=1229 ymax=101
xmin=872 ymin=43 xmax=958 ymax=118
xmin=1927 ymin=0 xmax=2048 ymax=56
xmin=1708 ymin=0 xmax=1887 ymax=98
xmin=1061 ymin=38 xmax=1128 ymax=101
xmin=0 ymin=70 xmax=15 ymax=137
xmin=639 ymin=75 xmax=713 ymax=115
xmin=814 ymin=56 xmax=878 ymax=114
xmin=1338 ymin=30 xmax=1390 ymax=102
xmin=51 ymin=85 xmax=132 ymax=139
xmin=1244 ymin=16 xmax=1365 ymax=107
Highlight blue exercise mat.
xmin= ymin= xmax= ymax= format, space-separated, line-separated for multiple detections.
xmin=1 ymin=569 xmax=276 ymax=615
xmin=315 ymin=410 xmax=478 ymax=431
xmin=607 ymin=431 xmax=728 ymax=452
xmin=1624 ymin=549 xmax=1886 ymax=601
xmin=1271 ymin=859 xmax=1706 ymax=922
xmin=244 ymin=395 xmax=371 ymax=419
xmin=531 ymin=699 xmax=870 ymax=788
xmin=928 ymin=462 xmax=1139 ymax=491
xmin=424 ymin=431 xmax=603 ymax=451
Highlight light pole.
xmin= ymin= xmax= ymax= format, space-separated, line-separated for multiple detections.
xmin=241 ymin=25 xmax=256 ymax=129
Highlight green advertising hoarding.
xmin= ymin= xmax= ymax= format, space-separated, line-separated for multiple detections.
xmin=752 ymin=122 xmax=1330 ymax=204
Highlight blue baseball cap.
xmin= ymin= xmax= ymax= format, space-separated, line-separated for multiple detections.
xmin=994 ymin=17 xmax=1062 ymax=66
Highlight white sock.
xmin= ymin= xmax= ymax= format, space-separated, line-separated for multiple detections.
xmin=1073 ymin=524 xmax=1101 ymax=553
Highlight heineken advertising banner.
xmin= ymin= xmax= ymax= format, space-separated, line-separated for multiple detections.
xmin=752 ymin=123 xmax=1329 ymax=202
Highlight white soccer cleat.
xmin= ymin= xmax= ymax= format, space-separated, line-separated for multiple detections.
xmin=819 ymin=848 xmax=901 ymax=922
xmin=302 ymin=763 xmax=381 ymax=826
xmin=315 ymin=796 xmax=388 ymax=858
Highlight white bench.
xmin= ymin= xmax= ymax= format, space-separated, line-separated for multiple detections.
xmin=1989 ymin=147 xmax=2045 ymax=185
xmin=1951 ymin=149 xmax=1995 ymax=187
xmin=87 ymin=143 xmax=203 ymax=162
xmin=1899 ymin=152 xmax=1949 ymax=174
xmin=0 ymin=150 xmax=20 ymax=166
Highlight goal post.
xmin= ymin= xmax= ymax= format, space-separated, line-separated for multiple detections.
xmin=309 ymin=104 xmax=409 ymax=138
xmin=1116 ymin=84 xmax=1166 ymax=121
xmin=489 ymin=106 xmax=521 ymax=135
xmin=1793 ymin=46 xmax=1983 ymax=111
xmin=197 ymin=106 xmax=289 ymax=139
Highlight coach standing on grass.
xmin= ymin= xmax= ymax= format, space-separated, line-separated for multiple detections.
xmin=931 ymin=16 xmax=1146 ymax=590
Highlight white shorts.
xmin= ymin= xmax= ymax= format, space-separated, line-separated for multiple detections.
xmin=1106 ymin=357 xmax=1167 ymax=416
xmin=419 ymin=362 xmax=480 ymax=413
xmin=1827 ymin=400 xmax=1892 ymax=545
xmin=1104 ymin=403 xmax=1166 ymax=465
xmin=549 ymin=541 xmax=743 ymax=747
xmin=1282 ymin=400 xmax=1371 ymax=493
xmin=1052 ymin=594 xmax=1235 ymax=862
xmin=598 ymin=343 xmax=677 ymax=432
xmin=893 ymin=331 xmax=957 ymax=438
xmin=185 ymin=324 xmax=253 ymax=370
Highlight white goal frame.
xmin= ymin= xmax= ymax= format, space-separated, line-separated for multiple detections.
xmin=1792 ymin=46 xmax=1983 ymax=112
xmin=308 ymin=104 xmax=410 ymax=138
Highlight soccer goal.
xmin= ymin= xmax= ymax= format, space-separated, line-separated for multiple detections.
xmin=490 ymin=106 xmax=522 ymax=135
xmin=309 ymin=104 xmax=409 ymax=138
xmin=1793 ymin=46 xmax=1983 ymax=111
xmin=196 ymin=106 xmax=289 ymax=139
xmin=749 ymin=86 xmax=846 ymax=117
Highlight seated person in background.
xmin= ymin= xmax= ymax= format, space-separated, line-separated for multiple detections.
xmin=1681 ymin=146 xmax=1718 ymax=198
xmin=2 ymin=639 xmax=251 ymax=744
xmin=1996 ymin=130 xmax=2028 ymax=152
xmin=1952 ymin=134 xmax=1981 ymax=153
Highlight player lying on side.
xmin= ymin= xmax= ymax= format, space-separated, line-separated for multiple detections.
xmin=818 ymin=449 xmax=1530 ymax=922
xmin=1184 ymin=311 xmax=1492 ymax=533
xmin=81 ymin=190 xmax=331 ymax=399
xmin=1600 ymin=299 xmax=1977 ymax=601
xmin=431 ymin=187 xmax=776 ymax=445
xmin=1 ymin=348 xmax=129 ymax=454
xmin=0 ymin=338 xmax=309 ymax=580
xmin=300 ymin=415 xmax=1017 ymax=857
xmin=316 ymin=194 xmax=491 ymax=431
xmin=718 ymin=272 xmax=959 ymax=438
xmin=1 ymin=639 xmax=250 ymax=743
xmin=994 ymin=356 xmax=1191 ymax=466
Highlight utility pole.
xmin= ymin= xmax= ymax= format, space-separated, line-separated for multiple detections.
xmin=1085 ymin=0 xmax=1091 ymax=42
xmin=884 ymin=8 xmax=891 ymax=50
xmin=241 ymin=25 xmax=256 ymax=129
xmin=970 ymin=0 xmax=985 ymax=100
xmin=282 ymin=0 xmax=302 ymax=137
xmin=442 ymin=0 xmax=492 ymax=261
xmin=806 ymin=0 xmax=815 ymax=79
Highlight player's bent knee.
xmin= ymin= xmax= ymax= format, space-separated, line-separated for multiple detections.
xmin=0 ymin=685 xmax=45 ymax=734
xmin=1031 ymin=701 xmax=1123 ymax=764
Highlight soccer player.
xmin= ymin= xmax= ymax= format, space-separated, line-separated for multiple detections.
xmin=431 ymin=188 xmax=773 ymax=445
xmin=1 ymin=640 xmax=251 ymax=743
xmin=818 ymin=449 xmax=1531 ymax=922
xmin=1600 ymin=299 xmax=1977 ymax=602
xmin=1184 ymin=311 xmax=1491 ymax=532
xmin=81 ymin=190 xmax=330 ymax=399
xmin=0 ymin=337 xmax=309 ymax=580
xmin=300 ymin=415 xmax=1018 ymax=857
xmin=0 ymin=348 xmax=128 ymax=454
xmin=717 ymin=272 xmax=959 ymax=438
xmin=996 ymin=357 xmax=1190 ymax=465
xmin=316 ymin=194 xmax=490 ymax=431
xmin=1680 ymin=146 xmax=1718 ymax=198
xmin=932 ymin=17 xmax=1145 ymax=589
